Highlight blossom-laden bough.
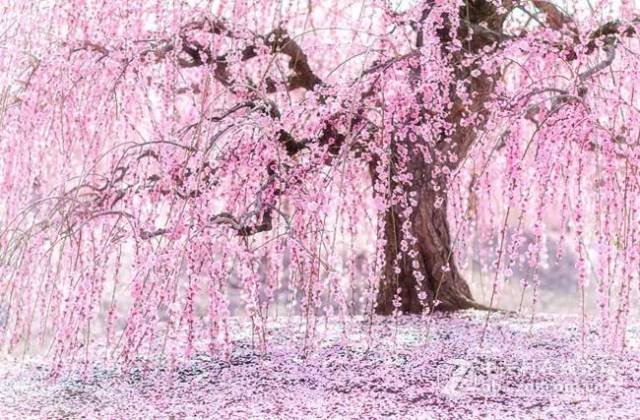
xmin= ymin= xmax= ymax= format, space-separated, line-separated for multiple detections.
xmin=0 ymin=1 xmax=639 ymax=370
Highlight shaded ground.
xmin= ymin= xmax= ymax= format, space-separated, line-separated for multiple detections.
xmin=1 ymin=312 xmax=639 ymax=419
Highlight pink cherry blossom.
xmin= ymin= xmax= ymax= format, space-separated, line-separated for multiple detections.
xmin=0 ymin=1 xmax=638 ymax=408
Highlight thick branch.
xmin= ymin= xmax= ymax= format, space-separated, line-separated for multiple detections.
xmin=579 ymin=39 xmax=617 ymax=81
xmin=531 ymin=1 xmax=578 ymax=34
xmin=586 ymin=17 xmax=639 ymax=53
xmin=177 ymin=21 xmax=323 ymax=93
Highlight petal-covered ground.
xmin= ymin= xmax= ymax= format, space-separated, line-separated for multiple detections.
xmin=1 ymin=312 xmax=639 ymax=419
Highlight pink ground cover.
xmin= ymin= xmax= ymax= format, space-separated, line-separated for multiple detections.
xmin=1 ymin=311 xmax=638 ymax=419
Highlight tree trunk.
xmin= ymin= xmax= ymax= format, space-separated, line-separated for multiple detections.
xmin=377 ymin=193 xmax=475 ymax=314
xmin=372 ymin=162 xmax=476 ymax=315
xmin=370 ymin=1 xmax=510 ymax=315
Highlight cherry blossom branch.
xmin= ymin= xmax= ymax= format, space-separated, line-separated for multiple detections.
xmin=530 ymin=1 xmax=578 ymax=35
xmin=175 ymin=21 xmax=324 ymax=93
xmin=579 ymin=40 xmax=617 ymax=81
xmin=586 ymin=17 xmax=639 ymax=53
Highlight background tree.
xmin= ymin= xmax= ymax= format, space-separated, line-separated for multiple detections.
xmin=0 ymin=1 xmax=639 ymax=364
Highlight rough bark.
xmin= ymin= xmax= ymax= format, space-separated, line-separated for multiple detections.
xmin=371 ymin=140 xmax=478 ymax=315
xmin=373 ymin=1 xmax=511 ymax=314
xmin=375 ymin=190 xmax=475 ymax=314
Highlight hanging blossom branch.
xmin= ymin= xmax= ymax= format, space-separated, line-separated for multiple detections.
xmin=29 ymin=2 xmax=640 ymax=249
xmin=64 ymin=19 xmax=329 ymax=240
xmin=508 ymin=1 xmax=639 ymax=125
